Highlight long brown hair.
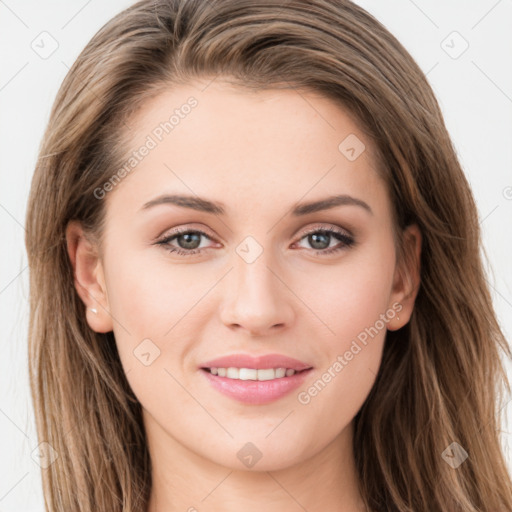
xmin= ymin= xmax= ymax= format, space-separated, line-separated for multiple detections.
xmin=25 ymin=0 xmax=512 ymax=510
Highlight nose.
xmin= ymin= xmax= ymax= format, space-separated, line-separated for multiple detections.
xmin=219 ymin=249 xmax=295 ymax=337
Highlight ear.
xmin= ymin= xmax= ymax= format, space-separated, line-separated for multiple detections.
xmin=65 ymin=220 xmax=113 ymax=333
xmin=387 ymin=223 xmax=422 ymax=331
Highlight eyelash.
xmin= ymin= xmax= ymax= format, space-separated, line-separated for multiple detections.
xmin=155 ymin=225 xmax=355 ymax=257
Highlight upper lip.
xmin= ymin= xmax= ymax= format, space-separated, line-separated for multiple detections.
xmin=200 ymin=353 xmax=313 ymax=371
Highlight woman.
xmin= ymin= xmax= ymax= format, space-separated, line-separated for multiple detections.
xmin=25 ymin=0 xmax=512 ymax=510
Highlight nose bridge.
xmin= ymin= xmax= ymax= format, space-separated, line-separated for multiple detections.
xmin=219 ymin=235 xmax=294 ymax=334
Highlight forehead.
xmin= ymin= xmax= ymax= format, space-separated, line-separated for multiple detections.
xmin=107 ymin=80 xmax=389 ymax=220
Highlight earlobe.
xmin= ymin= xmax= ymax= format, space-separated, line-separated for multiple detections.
xmin=65 ymin=221 xmax=113 ymax=333
xmin=387 ymin=223 xmax=422 ymax=331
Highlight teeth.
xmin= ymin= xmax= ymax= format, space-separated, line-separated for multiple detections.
xmin=275 ymin=368 xmax=286 ymax=378
xmin=226 ymin=367 xmax=239 ymax=379
xmin=239 ymin=368 xmax=258 ymax=380
xmin=208 ymin=367 xmax=297 ymax=380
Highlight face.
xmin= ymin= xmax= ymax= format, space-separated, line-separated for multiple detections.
xmin=69 ymin=80 xmax=420 ymax=472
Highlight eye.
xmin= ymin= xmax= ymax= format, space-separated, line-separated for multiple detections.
xmin=155 ymin=227 xmax=215 ymax=256
xmin=155 ymin=225 xmax=355 ymax=257
xmin=293 ymin=226 xmax=355 ymax=255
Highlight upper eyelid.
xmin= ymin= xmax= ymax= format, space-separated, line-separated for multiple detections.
xmin=300 ymin=224 xmax=352 ymax=237
xmin=156 ymin=225 xmax=213 ymax=242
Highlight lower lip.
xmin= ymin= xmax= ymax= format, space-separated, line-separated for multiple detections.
xmin=200 ymin=368 xmax=313 ymax=405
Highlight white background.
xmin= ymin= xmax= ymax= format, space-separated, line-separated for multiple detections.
xmin=0 ymin=1 xmax=511 ymax=510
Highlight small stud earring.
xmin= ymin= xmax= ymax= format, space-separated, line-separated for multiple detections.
xmin=397 ymin=316 xmax=400 ymax=321
xmin=90 ymin=307 xmax=98 ymax=314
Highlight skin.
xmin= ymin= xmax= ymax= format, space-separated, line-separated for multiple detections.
xmin=66 ymin=79 xmax=421 ymax=512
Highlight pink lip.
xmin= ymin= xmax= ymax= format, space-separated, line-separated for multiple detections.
xmin=199 ymin=353 xmax=314 ymax=405
xmin=200 ymin=367 xmax=313 ymax=405
xmin=199 ymin=353 xmax=312 ymax=371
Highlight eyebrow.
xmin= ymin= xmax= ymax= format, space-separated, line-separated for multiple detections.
xmin=140 ymin=193 xmax=373 ymax=216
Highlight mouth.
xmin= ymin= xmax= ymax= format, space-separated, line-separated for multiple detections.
xmin=199 ymin=366 xmax=314 ymax=405
xmin=200 ymin=366 xmax=311 ymax=380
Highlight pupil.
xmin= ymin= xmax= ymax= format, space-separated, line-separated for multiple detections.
xmin=310 ymin=232 xmax=329 ymax=249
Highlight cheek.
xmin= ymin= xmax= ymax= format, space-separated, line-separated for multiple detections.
xmin=302 ymin=237 xmax=396 ymax=344
xmin=293 ymin=238 xmax=396 ymax=419
xmin=102 ymin=244 xmax=211 ymax=382
xmin=104 ymin=244 xmax=209 ymax=332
